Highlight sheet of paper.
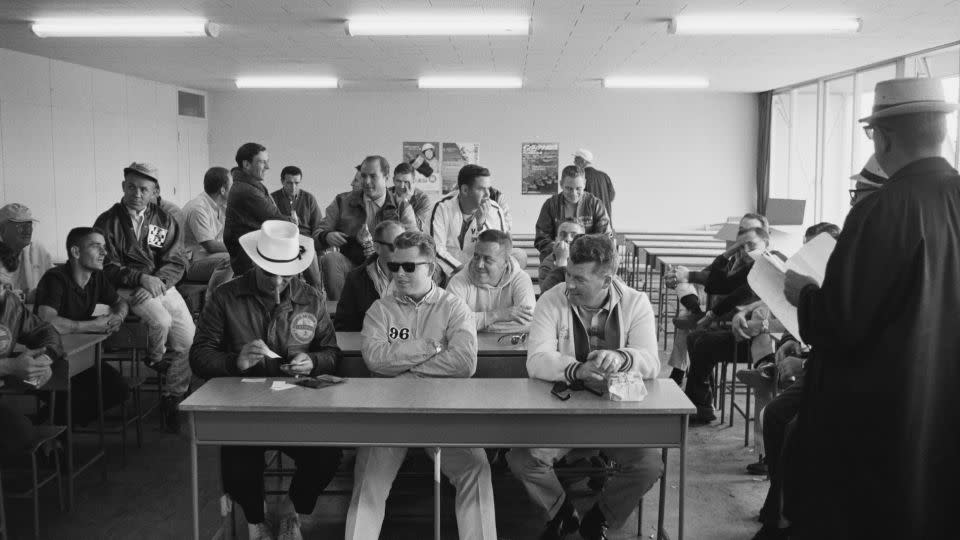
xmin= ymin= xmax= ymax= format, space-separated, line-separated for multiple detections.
xmin=264 ymin=348 xmax=282 ymax=359
xmin=747 ymin=233 xmax=837 ymax=344
xmin=241 ymin=378 xmax=266 ymax=383
xmin=271 ymin=381 xmax=297 ymax=391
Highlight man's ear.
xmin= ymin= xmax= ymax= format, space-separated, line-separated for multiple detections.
xmin=69 ymin=245 xmax=80 ymax=260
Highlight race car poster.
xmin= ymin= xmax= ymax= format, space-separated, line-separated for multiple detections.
xmin=521 ymin=142 xmax=559 ymax=195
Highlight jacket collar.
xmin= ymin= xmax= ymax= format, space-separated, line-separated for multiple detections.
xmin=347 ymin=189 xmax=394 ymax=208
xmin=233 ymin=169 xmax=265 ymax=188
xmin=886 ymin=157 xmax=957 ymax=185
xmin=234 ymin=270 xmax=313 ymax=305
xmin=391 ymin=282 xmax=442 ymax=306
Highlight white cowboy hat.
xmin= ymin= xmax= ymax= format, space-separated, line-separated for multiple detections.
xmin=573 ymin=148 xmax=594 ymax=162
xmin=849 ymin=155 xmax=887 ymax=187
xmin=240 ymin=220 xmax=315 ymax=276
xmin=859 ymin=78 xmax=959 ymax=123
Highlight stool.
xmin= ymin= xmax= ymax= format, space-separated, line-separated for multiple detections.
xmin=102 ymin=319 xmax=154 ymax=444
xmin=0 ymin=425 xmax=66 ymax=540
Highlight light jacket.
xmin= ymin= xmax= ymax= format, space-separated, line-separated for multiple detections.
xmin=361 ymin=284 xmax=477 ymax=378
xmin=429 ymin=193 xmax=509 ymax=276
xmin=527 ymin=278 xmax=659 ymax=383
xmin=94 ymin=202 xmax=187 ymax=290
xmin=446 ymin=259 xmax=536 ymax=333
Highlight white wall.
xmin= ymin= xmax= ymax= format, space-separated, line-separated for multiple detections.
xmin=0 ymin=48 xmax=209 ymax=261
xmin=209 ymin=89 xmax=757 ymax=234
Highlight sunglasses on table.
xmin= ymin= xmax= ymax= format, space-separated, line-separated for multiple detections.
xmin=497 ymin=333 xmax=528 ymax=345
xmin=386 ymin=261 xmax=432 ymax=273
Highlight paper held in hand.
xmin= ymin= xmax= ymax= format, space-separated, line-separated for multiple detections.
xmin=747 ymin=233 xmax=837 ymax=344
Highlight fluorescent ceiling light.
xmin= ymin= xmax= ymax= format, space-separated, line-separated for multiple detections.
xmin=347 ymin=15 xmax=529 ymax=36
xmin=32 ymin=17 xmax=219 ymax=38
xmin=235 ymin=77 xmax=339 ymax=89
xmin=418 ymin=76 xmax=522 ymax=89
xmin=603 ymin=76 xmax=709 ymax=89
xmin=669 ymin=14 xmax=861 ymax=35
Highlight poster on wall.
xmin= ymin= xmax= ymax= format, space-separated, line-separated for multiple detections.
xmin=521 ymin=142 xmax=559 ymax=195
xmin=402 ymin=141 xmax=442 ymax=195
xmin=440 ymin=143 xmax=480 ymax=193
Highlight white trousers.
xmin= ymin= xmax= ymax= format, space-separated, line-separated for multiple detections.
xmin=119 ymin=287 xmax=195 ymax=396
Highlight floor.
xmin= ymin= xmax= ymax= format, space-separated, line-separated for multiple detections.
xmin=2 ymin=351 xmax=769 ymax=540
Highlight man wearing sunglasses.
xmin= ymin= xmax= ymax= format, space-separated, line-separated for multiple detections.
xmin=508 ymin=234 xmax=662 ymax=540
xmin=347 ymin=231 xmax=496 ymax=540
xmin=334 ymin=220 xmax=404 ymax=331
xmin=539 ymin=219 xmax=585 ymax=294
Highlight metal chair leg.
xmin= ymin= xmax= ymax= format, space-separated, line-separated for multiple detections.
xmin=658 ymin=448 xmax=668 ymax=539
xmin=744 ymin=385 xmax=752 ymax=447
xmin=31 ymin=454 xmax=39 ymax=540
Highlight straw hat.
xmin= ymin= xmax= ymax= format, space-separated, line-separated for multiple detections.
xmin=859 ymin=78 xmax=959 ymax=123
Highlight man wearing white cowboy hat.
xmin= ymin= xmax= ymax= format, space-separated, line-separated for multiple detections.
xmin=191 ymin=220 xmax=342 ymax=540
xmin=782 ymin=78 xmax=960 ymax=539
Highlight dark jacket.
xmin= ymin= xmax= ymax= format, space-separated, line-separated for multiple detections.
xmin=224 ymin=170 xmax=292 ymax=274
xmin=190 ymin=271 xmax=340 ymax=378
xmin=389 ymin=187 xmax=432 ymax=230
xmin=94 ymin=202 xmax=186 ymax=290
xmin=584 ymin=166 xmax=615 ymax=218
xmin=334 ymin=256 xmax=383 ymax=331
xmin=0 ymin=292 xmax=64 ymax=382
xmin=271 ymin=188 xmax=324 ymax=239
xmin=317 ymin=190 xmax=413 ymax=266
xmin=534 ymin=192 xmax=611 ymax=257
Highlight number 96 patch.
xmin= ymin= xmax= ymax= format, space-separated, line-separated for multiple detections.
xmin=388 ymin=327 xmax=410 ymax=340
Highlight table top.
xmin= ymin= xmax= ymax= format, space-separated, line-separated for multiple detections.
xmin=629 ymin=240 xmax=725 ymax=250
xmin=62 ymin=333 xmax=111 ymax=355
xmin=624 ymin=231 xmax=716 ymax=238
xmin=657 ymin=256 xmax=715 ymax=269
xmin=336 ymin=332 xmax=527 ymax=356
xmin=181 ymin=377 xmax=695 ymax=415
xmin=626 ymin=236 xmax=723 ymax=245
xmin=641 ymin=247 xmax=721 ymax=257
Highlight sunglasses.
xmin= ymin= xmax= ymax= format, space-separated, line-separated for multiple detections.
xmin=386 ymin=261 xmax=432 ymax=273
xmin=497 ymin=333 xmax=528 ymax=345
xmin=374 ymin=240 xmax=395 ymax=252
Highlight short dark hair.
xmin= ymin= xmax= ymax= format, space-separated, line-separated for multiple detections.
xmin=873 ymin=112 xmax=948 ymax=152
xmin=476 ymin=229 xmax=513 ymax=256
xmin=569 ymin=234 xmax=618 ymax=276
xmin=361 ymin=155 xmax=390 ymax=177
xmin=235 ymin=142 xmax=266 ymax=168
xmin=203 ymin=167 xmax=230 ymax=195
xmin=393 ymin=231 xmax=436 ymax=261
xmin=373 ymin=220 xmax=403 ymax=242
xmin=393 ymin=162 xmax=415 ymax=177
xmin=805 ymin=222 xmax=841 ymax=240
xmin=66 ymin=227 xmax=106 ymax=258
xmin=457 ymin=164 xmax=490 ymax=189
xmin=280 ymin=166 xmax=302 ymax=180
xmin=561 ymin=165 xmax=585 ymax=180
xmin=740 ymin=213 xmax=770 ymax=232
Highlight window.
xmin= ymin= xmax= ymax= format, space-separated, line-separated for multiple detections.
xmin=821 ymin=75 xmax=855 ymax=227
xmin=770 ymin=84 xmax=818 ymax=227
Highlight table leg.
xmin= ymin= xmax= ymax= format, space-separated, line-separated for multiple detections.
xmin=434 ymin=447 xmax=441 ymax=540
xmin=679 ymin=415 xmax=688 ymax=540
xmin=191 ymin=414 xmax=200 ymax=540
xmin=658 ymin=448 xmax=667 ymax=539
xmin=96 ymin=344 xmax=106 ymax=481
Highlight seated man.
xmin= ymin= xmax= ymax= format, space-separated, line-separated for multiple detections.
xmin=94 ymin=162 xmax=194 ymax=432
xmin=334 ymin=220 xmax=404 ymax=331
xmin=390 ymin=162 xmax=433 ymax=230
xmin=182 ymin=166 xmax=234 ymax=301
xmin=34 ymin=227 xmax=130 ymax=425
xmin=539 ymin=219 xmax=585 ymax=293
xmin=430 ymin=164 xmax=511 ymax=280
xmin=534 ymin=165 xmax=611 ymax=262
xmin=153 ymin=184 xmax=183 ymax=225
xmin=317 ymin=155 xmax=417 ymax=300
xmin=508 ymin=234 xmax=663 ymax=540
xmin=271 ymin=165 xmax=324 ymax=242
xmin=346 ymin=231 xmax=496 ymax=540
xmin=190 ymin=220 xmax=342 ymax=540
xmin=0 ymin=203 xmax=54 ymax=303
xmin=446 ymin=229 xmax=535 ymax=333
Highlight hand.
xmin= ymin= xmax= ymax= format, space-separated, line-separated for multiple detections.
xmin=587 ymin=350 xmax=624 ymax=374
xmin=784 ymin=270 xmax=818 ymax=307
xmin=664 ymin=265 xmax=690 ymax=289
xmin=1 ymin=349 xmax=53 ymax=382
xmin=89 ymin=316 xmax=114 ymax=334
xmin=283 ymin=352 xmax=314 ymax=376
xmin=553 ymin=241 xmax=570 ymax=267
xmin=695 ymin=311 xmax=717 ymax=331
xmin=237 ymin=339 xmax=271 ymax=372
xmin=778 ymin=356 xmax=804 ymax=380
xmin=326 ymin=231 xmax=348 ymax=247
xmin=775 ymin=341 xmax=803 ymax=364
xmin=129 ymin=287 xmax=153 ymax=306
xmin=497 ymin=305 xmax=534 ymax=325
xmin=731 ymin=311 xmax=751 ymax=340
xmin=724 ymin=238 xmax=747 ymax=258
xmin=140 ymin=274 xmax=165 ymax=298
xmin=105 ymin=313 xmax=124 ymax=333
xmin=575 ymin=361 xmax=608 ymax=383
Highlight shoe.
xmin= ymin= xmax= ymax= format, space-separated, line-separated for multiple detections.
xmin=248 ymin=522 xmax=275 ymax=540
xmin=737 ymin=366 xmax=776 ymax=396
xmin=747 ymin=456 xmax=768 ymax=476
xmin=690 ymin=407 xmax=717 ymax=425
xmin=277 ymin=514 xmax=303 ymax=540
xmin=143 ymin=356 xmax=170 ymax=373
xmin=578 ymin=504 xmax=609 ymax=540
xmin=160 ymin=394 xmax=183 ymax=434
xmin=751 ymin=523 xmax=792 ymax=540
xmin=539 ymin=500 xmax=579 ymax=540
xmin=672 ymin=311 xmax=703 ymax=331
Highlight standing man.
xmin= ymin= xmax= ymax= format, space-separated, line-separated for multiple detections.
xmin=508 ymin=234 xmax=662 ymax=540
xmin=334 ymin=220 xmax=404 ymax=332
xmin=534 ymin=165 xmax=611 ymax=262
xmin=345 ymin=231 xmax=496 ymax=540
xmin=182 ymin=166 xmax=234 ymax=300
xmin=317 ymin=155 xmax=417 ymax=300
xmin=783 ymin=78 xmax=960 ymax=538
xmin=0 ymin=204 xmax=54 ymax=303
xmin=390 ymin=162 xmax=433 ymax=230
xmin=224 ymin=142 xmax=294 ymax=276
xmin=94 ymin=162 xmax=194 ymax=432
xmin=574 ymin=149 xmax=615 ymax=219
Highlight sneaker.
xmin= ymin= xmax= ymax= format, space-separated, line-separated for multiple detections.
xmin=539 ymin=500 xmax=579 ymax=540
xmin=578 ymin=504 xmax=609 ymax=540
xmin=143 ymin=356 xmax=170 ymax=373
xmin=160 ymin=394 xmax=183 ymax=434
xmin=277 ymin=514 xmax=303 ymax=540
xmin=690 ymin=407 xmax=717 ymax=425
xmin=747 ymin=456 xmax=768 ymax=476
xmin=248 ymin=522 xmax=275 ymax=540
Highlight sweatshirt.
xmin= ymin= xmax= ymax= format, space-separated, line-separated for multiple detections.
xmin=446 ymin=259 xmax=536 ymax=333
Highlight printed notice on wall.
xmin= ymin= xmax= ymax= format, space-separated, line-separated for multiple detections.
xmin=402 ymin=141 xmax=442 ymax=196
xmin=441 ymin=143 xmax=480 ymax=194
xmin=521 ymin=142 xmax=559 ymax=195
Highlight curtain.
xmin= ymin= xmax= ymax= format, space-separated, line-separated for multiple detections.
xmin=756 ymin=91 xmax=773 ymax=215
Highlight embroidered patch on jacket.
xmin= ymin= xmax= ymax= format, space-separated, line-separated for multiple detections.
xmin=147 ymin=225 xmax=168 ymax=248
xmin=290 ymin=312 xmax=317 ymax=344
xmin=0 ymin=324 xmax=12 ymax=356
